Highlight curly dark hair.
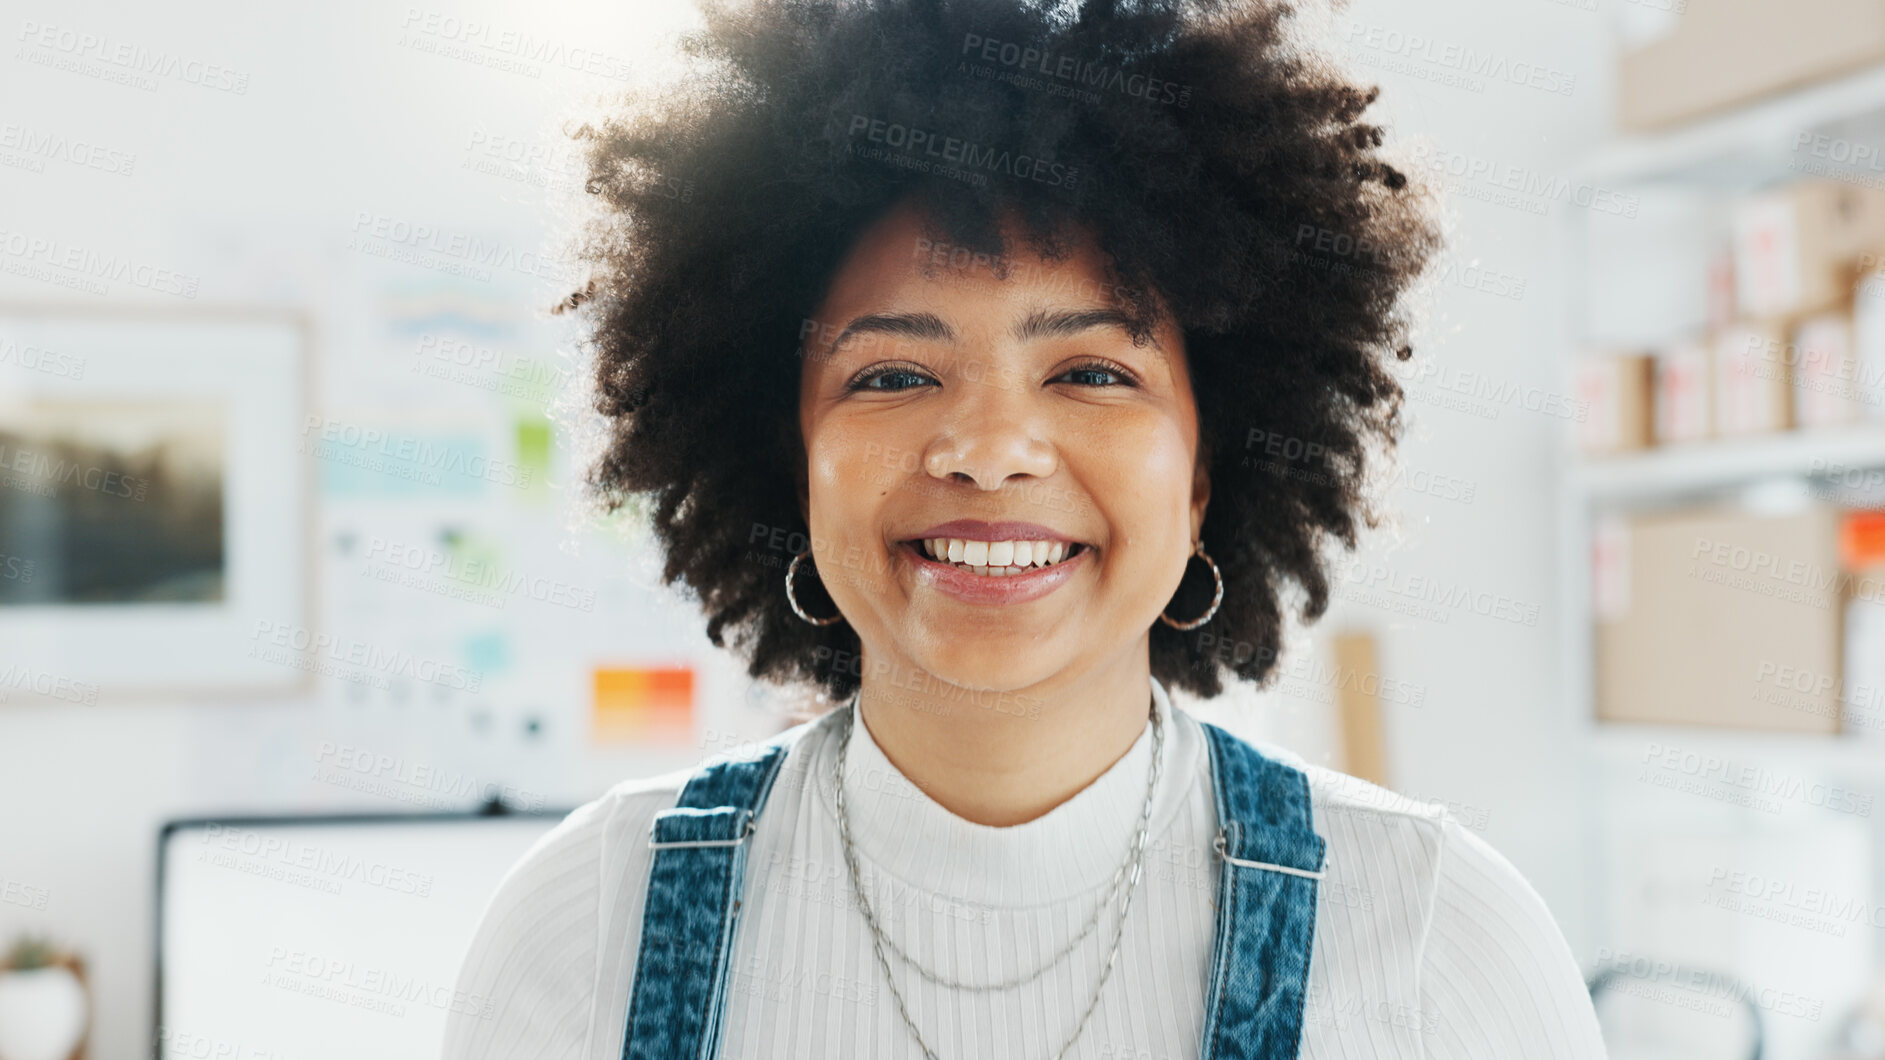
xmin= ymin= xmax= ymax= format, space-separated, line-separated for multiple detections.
xmin=561 ymin=0 xmax=1439 ymax=704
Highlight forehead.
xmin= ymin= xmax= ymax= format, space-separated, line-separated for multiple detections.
xmin=814 ymin=201 xmax=1121 ymax=318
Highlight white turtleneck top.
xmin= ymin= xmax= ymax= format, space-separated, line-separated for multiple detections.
xmin=441 ymin=677 xmax=1606 ymax=1058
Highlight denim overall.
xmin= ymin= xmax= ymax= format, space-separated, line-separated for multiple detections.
xmin=621 ymin=712 xmax=1327 ymax=1060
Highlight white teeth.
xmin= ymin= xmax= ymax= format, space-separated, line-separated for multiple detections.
xmin=916 ymin=537 xmax=1083 ymax=574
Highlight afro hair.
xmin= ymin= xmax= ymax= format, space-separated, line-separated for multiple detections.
xmin=561 ymin=0 xmax=1440 ymax=704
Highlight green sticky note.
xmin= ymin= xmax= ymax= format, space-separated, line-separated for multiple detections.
xmin=515 ymin=416 xmax=551 ymax=492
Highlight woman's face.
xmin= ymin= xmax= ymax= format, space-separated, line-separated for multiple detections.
xmin=797 ymin=201 xmax=1208 ymax=697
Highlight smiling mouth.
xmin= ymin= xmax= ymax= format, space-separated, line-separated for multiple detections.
xmin=903 ymin=537 xmax=1091 ymax=577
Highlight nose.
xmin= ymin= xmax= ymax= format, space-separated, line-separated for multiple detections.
xmin=921 ymin=373 xmax=1058 ymax=490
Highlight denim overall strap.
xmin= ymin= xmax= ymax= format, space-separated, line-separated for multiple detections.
xmin=622 ymin=740 xmax=792 ymax=1060
xmin=1197 ymin=721 xmax=1327 ymax=1060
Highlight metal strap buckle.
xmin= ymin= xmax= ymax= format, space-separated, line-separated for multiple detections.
xmin=1213 ymin=830 xmax=1325 ymax=880
xmin=648 ymin=814 xmax=757 ymax=851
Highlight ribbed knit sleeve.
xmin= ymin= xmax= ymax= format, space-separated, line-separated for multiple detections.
xmin=439 ymin=795 xmax=616 ymax=1060
xmin=1417 ymin=815 xmax=1607 ymax=1058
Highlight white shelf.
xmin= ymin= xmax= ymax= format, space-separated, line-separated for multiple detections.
xmin=1560 ymin=55 xmax=1885 ymax=1039
xmin=1557 ymin=77 xmax=1885 ymax=788
xmin=1566 ymin=424 xmax=1885 ymax=503
xmin=1575 ymin=62 xmax=1885 ymax=187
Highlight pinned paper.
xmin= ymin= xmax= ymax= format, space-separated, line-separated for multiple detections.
xmin=313 ymin=424 xmax=494 ymax=498
xmin=515 ymin=415 xmax=552 ymax=496
xmin=379 ymin=282 xmax=517 ymax=340
xmin=593 ymin=665 xmax=695 ymax=744
xmin=463 ymin=629 xmax=511 ymax=677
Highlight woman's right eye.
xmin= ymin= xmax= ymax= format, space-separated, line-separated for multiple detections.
xmin=847 ymin=367 xmax=936 ymax=392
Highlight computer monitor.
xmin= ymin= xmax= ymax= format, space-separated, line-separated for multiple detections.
xmin=155 ymin=808 xmax=570 ymax=1060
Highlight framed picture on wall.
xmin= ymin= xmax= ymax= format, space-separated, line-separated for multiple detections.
xmin=0 ymin=305 xmax=314 ymax=703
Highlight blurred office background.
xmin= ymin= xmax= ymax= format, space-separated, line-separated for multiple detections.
xmin=3 ymin=0 xmax=1884 ymax=1057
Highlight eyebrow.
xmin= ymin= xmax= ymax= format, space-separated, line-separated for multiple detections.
xmin=823 ymin=306 xmax=1161 ymax=360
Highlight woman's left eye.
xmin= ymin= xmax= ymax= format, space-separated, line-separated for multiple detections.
xmin=1054 ymin=362 xmax=1134 ymax=387
xmin=850 ymin=368 xmax=936 ymax=392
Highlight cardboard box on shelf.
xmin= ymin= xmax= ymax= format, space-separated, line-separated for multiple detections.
xmin=1654 ymin=339 xmax=1712 ymax=444
xmin=1713 ymin=321 xmax=1794 ymax=436
xmin=1595 ymin=503 xmax=1843 ymax=732
xmin=1732 ymin=182 xmax=1885 ymax=319
xmin=1792 ymin=311 xmax=1867 ymax=428
xmin=1618 ymin=0 xmax=1885 ymax=131
xmin=1575 ymin=353 xmax=1656 ymax=455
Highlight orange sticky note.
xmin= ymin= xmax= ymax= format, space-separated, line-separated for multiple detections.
xmin=593 ymin=665 xmax=694 ymax=744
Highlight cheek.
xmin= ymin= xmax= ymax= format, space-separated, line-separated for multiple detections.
xmin=1091 ymin=417 xmax=1193 ymax=497
xmin=1076 ymin=418 xmax=1196 ymax=570
xmin=811 ymin=409 xmax=933 ymax=487
xmin=805 ymin=450 xmax=853 ymax=527
xmin=1147 ymin=421 xmax=1196 ymax=475
xmin=804 ymin=427 xmax=891 ymax=535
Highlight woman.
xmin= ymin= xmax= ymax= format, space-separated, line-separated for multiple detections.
xmin=444 ymin=0 xmax=1606 ymax=1056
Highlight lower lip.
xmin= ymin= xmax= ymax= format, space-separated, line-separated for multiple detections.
xmin=900 ymin=541 xmax=1091 ymax=606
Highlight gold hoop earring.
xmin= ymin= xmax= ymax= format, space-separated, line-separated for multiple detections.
xmin=786 ymin=548 xmax=844 ymax=627
xmin=1159 ymin=541 xmax=1223 ymax=630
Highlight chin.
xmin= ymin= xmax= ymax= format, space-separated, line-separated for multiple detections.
xmin=903 ymin=646 xmax=1063 ymax=707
